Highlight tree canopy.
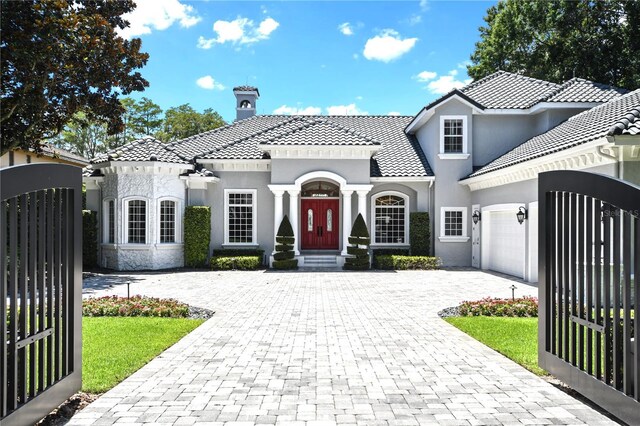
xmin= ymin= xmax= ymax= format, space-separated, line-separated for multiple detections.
xmin=468 ymin=0 xmax=640 ymax=88
xmin=158 ymin=104 xmax=226 ymax=142
xmin=1 ymin=0 xmax=149 ymax=155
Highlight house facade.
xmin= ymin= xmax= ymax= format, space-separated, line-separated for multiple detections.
xmin=84 ymin=72 xmax=640 ymax=279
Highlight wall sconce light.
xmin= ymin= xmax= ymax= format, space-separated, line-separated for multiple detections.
xmin=472 ymin=210 xmax=481 ymax=225
xmin=516 ymin=206 xmax=528 ymax=225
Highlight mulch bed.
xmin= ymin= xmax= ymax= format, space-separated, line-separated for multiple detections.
xmin=37 ymin=393 xmax=99 ymax=426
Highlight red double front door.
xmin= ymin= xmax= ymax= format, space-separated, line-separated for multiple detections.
xmin=301 ymin=199 xmax=339 ymax=250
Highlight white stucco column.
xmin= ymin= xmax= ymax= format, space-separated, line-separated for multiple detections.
xmin=341 ymin=190 xmax=353 ymax=255
xmin=272 ymin=190 xmax=284 ymax=252
xmin=357 ymin=190 xmax=369 ymax=224
xmin=288 ymin=190 xmax=300 ymax=255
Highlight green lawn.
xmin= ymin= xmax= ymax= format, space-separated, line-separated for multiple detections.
xmin=445 ymin=316 xmax=546 ymax=376
xmin=83 ymin=317 xmax=204 ymax=393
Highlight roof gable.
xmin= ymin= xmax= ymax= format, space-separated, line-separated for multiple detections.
xmin=93 ymin=136 xmax=190 ymax=164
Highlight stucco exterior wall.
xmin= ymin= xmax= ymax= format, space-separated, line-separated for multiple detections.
xmin=270 ymin=159 xmax=371 ymax=184
xmin=94 ymin=169 xmax=187 ymax=271
xmin=472 ymin=115 xmax=536 ymax=167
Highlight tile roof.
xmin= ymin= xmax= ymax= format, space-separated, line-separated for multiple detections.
xmin=544 ymin=78 xmax=627 ymax=103
xmin=182 ymin=115 xmax=431 ymax=177
xmin=468 ymin=89 xmax=640 ymax=178
xmin=233 ymin=85 xmax=259 ymax=95
xmin=92 ymin=136 xmax=190 ymax=164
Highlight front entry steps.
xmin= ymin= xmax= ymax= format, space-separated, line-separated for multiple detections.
xmin=296 ymin=252 xmax=344 ymax=269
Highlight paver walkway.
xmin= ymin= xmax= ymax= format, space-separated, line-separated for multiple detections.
xmin=70 ymin=270 xmax=617 ymax=425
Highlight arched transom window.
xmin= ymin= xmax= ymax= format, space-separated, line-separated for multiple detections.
xmin=373 ymin=193 xmax=408 ymax=244
xmin=301 ymin=181 xmax=339 ymax=198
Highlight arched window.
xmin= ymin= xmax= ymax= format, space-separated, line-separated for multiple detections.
xmin=240 ymin=100 xmax=252 ymax=109
xmin=301 ymin=181 xmax=339 ymax=198
xmin=372 ymin=192 xmax=409 ymax=245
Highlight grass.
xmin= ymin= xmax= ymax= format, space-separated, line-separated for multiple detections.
xmin=82 ymin=317 xmax=204 ymax=393
xmin=445 ymin=316 xmax=546 ymax=376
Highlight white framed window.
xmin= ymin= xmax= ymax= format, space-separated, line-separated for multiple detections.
xmin=224 ymin=189 xmax=257 ymax=245
xmin=103 ymin=198 xmax=116 ymax=244
xmin=122 ymin=197 xmax=149 ymax=244
xmin=439 ymin=115 xmax=469 ymax=159
xmin=439 ymin=207 xmax=469 ymax=242
xmin=157 ymin=197 xmax=182 ymax=244
xmin=371 ymin=191 xmax=409 ymax=245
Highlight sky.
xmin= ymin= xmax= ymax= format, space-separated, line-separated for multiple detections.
xmin=120 ymin=0 xmax=496 ymax=123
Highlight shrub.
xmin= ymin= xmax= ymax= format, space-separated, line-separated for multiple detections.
xmin=410 ymin=212 xmax=430 ymax=255
xmin=83 ymin=295 xmax=189 ymax=318
xmin=371 ymin=248 xmax=410 ymax=268
xmin=375 ymin=255 xmax=441 ymax=270
xmin=272 ymin=215 xmax=298 ymax=270
xmin=344 ymin=213 xmax=370 ymax=270
xmin=82 ymin=210 xmax=98 ymax=269
xmin=210 ymin=256 xmax=262 ymax=270
xmin=184 ymin=206 xmax=211 ymax=268
xmin=458 ymin=296 xmax=538 ymax=317
xmin=211 ymin=248 xmax=265 ymax=258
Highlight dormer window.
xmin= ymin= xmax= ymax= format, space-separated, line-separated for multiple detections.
xmin=439 ymin=115 xmax=469 ymax=159
xmin=240 ymin=100 xmax=252 ymax=109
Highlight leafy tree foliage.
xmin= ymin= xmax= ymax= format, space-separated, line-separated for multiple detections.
xmin=468 ymin=0 xmax=640 ymax=88
xmin=130 ymin=97 xmax=163 ymax=137
xmin=55 ymin=112 xmax=108 ymax=159
xmin=1 ymin=0 xmax=149 ymax=155
xmin=158 ymin=104 xmax=226 ymax=142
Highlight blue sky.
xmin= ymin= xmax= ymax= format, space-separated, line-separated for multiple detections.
xmin=120 ymin=1 xmax=495 ymax=122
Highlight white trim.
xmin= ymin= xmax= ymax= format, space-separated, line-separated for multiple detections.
xmin=92 ymin=161 xmax=193 ymax=175
xmin=481 ymin=203 xmax=524 ymax=213
xmin=223 ymin=189 xmax=258 ymax=246
xmin=439 ymin=207 xmax=468 ymax=241
xmin=370 ymin=191 xmax=410 ymax=246
xmin=102 ymin=198 xmax=116 ymax=244
xmin=180 ymin=175 xmax=220 ymax=189
xmin=122 ymin=196 xmax=150 ymax=245
xmin=196 ymin=159 xmax=271 ymax=172
xmin=370 ymin=176 xmax=435 ymax=182
xmin=405 ymin=94 xmax=483 ymax=134
xmin=261 ymin=145 xmax=380 ymax=160
xmin=83 ymin=176 xmax=104 ymax=189
xmin=156 ymin=197 xmax=183 ymax=244
xmin=438 ymin=153 xmax=470 ymax=160
xmin=440 ymin=115 xmax=468 ymax=156
xmin=461 ymin=139 xmax=617 ymax=191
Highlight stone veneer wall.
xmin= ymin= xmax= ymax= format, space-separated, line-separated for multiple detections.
xmin=101 ymin=169 xmax=187 ymax=270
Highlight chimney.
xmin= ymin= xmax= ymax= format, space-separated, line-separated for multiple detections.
xmin=233 ymin=86 xmax=260 ymax=121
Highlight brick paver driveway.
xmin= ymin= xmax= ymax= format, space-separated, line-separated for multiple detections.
xmin=71 ymin=270 xmax=616 ymax=425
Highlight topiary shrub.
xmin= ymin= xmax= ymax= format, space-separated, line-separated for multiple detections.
xmin=210 ymin=256 xmax=262 ymax=270
xmin=184 ymin=206 xmax=211 ymax=268
xmin=82 ymin=210 xmax=98 ymax=269
xmin=344 ymin=213 xmax=370 ymax=270
xmin=272 ymin=215 xmax=297 ymax=270
xmin=410 ymin=212 xmax=430 ymax=255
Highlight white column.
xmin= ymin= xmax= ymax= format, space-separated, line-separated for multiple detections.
xmin=272 ymin=190 xmax=284 ymax=253
xmin=341 ymin=190 xmax=353 ymax=255
xmin=288 ymin=190 xmax=300 ymax=255
xmin=357 ymin=190 xmax=369 ymax=224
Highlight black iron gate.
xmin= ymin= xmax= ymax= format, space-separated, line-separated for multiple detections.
xmin=1 ymin=164 xmax=82 ymax=426
xmin=538 ymin=170 xmax=639 ymax=425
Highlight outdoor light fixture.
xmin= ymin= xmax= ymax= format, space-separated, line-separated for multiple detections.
xmin=472 ymin=210 xmax=481 ymax=225
xmin=516 ymin=206 xmax=528 ymax=225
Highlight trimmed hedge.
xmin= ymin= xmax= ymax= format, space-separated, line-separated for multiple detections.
xmin=458 ymin=296 xmax=538 ymax=317
xmin=409 ymin=212 xmax=430 ymax=255
xmin=344 ymin=213 xmax=370 ymax=270
xmin=82 ymin=210 xmax=98 ymax=269
xmin=211 ymin=248 xmax=264 ymax=258
xmin=371 ymin=248 xmax=409 ymax=268
xmin=272 ymin=215 xmax=297 ymax=270
xmin=83 ymin=295 xmax=189 ymax=317
xmin=210 ymin=256 xmax=262 ymax=270
xmin=184 ymin=206 xmax=211 ymax=268
xmin=375 ymin=255 xmax=441 ymax=270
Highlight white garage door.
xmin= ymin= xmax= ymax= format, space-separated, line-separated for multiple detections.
xmin=484 ymin=210 xmax=526 ymax=278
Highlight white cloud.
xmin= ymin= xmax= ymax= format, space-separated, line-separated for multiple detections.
xmin=197 ymin=16 xmax=279 ymax=48
xmin=196 ymin=75 xmax=224 ymax=90
xmin=338 ymin=22 xmax=354 ymax=36
xmin=408 ymin=14 xmax=422 ymax=25
xmin=387 ymin=111 xmax=401 ymax=116
xmin=416 ymin=71 xmax=437 ymax=82
xmin=326 ymin=104 xmax=368 ymax=116
xmin=273 ymin=105 xmax=322 ymax=115
xmin=363 ymin=29 xmax=418 ymax=63
xmin=419 ymin=0 xmax=429 ymax=11
xmin=118 ymin=0 xmax=201 ymax=39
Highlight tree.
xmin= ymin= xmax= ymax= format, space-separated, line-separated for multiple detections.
xmin=272 ymin=215 xmax=298 ymax=270
xmin=468 ymin=0 xmax=640 ymax=88
xmin=130 ymin=97 xmax=163 ymax=138
xmin=1 ymin=0 xmax=149 ymax=155
xmin=53 ymin=112 xmax=108 ymax=159
xmin=344 ymin=214 xmax=370 ymax=271
xmin=158 ymin=104 xmax=226 ymax=142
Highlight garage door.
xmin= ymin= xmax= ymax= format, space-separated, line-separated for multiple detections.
xmin=483 ymin=210 xmax=525 ymax=278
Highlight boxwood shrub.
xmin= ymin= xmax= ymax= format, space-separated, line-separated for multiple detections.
xmin=184 ymin=206 xmax=211 ymax=268
xmin=82 ymin=210 xmax=98 ymax=269
xmin=375 ymin=255 xmax=441 ymax=270
xmin=211 ymin=248 xmax=265 ymax=258
xmin=409 ymin=212 xmax=430 ymax=255
xmin=344 ymin=213 xmax=370 ymax=270
xmin=371 ymin=248 xmax=409 ymax=268
xmin=210 ymin=256 xmax=262 ymax=270
xmin=272 ymin=215 xmax=298 ymax=270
